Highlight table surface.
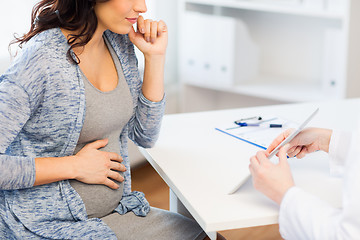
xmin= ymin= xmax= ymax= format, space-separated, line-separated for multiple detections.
xmin=139 ymin=99 xmax=359 ymax=233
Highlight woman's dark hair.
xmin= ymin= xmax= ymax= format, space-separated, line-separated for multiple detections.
xmin=12 ymin=0 xmax=109 ymax=64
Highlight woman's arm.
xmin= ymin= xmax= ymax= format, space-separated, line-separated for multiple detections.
xmin=0 ymin=80 xmax=126 ymax=190
xmin=0 ymin=78 xmax=35 ymax=190
xmin=0 ymin=139 xmax=126 ymax=190
xmin=34 ymin=139 xmax=125 ymax=189
xmin=129 ymin=16 xmax=168 ymax=102
xmin=126 ymin=17 xmax=168 ymax=148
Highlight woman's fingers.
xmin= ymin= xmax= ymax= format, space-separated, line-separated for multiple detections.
xmin=85 ymin=138 xmax=108 ymax=149
xmin=150 ymin=21 xmax=157 ymax=43
xmin=104 ymin=178 xmax=120 ymax=190
xmin=107 ymin=152 xmax=123 ymax=163
xmin=136 ymin=17 xmax=166 ymax=43
xmin=106 ymin=152 xmax=126 ymax=171
xmin=157 ymin=20 xmax=167 ymax=37
xmin=137 ymin=15 xmax=145 ymax=34
xmin=107 ymin=170 xmax=124 ymax=183
xmin=110 ymin=161 xmax=126 ymax=172
xmin=144 ymin=19 xmax=152 ymax=42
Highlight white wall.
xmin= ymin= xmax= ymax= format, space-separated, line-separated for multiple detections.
xmin=0 ymin=0 xmax=38 ymax=73
xmin=131 ymin=0 xmax=180 ymax=166
xmin=135 ymin=0 xmax=180 ymax=114
xmin=156 ymin=0 xmax=180 ymax=114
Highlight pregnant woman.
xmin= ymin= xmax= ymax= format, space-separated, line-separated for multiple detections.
xmin=0 ymin=0 xmax=208 ymax=239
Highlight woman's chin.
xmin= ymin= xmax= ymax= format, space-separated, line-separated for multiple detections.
xmin=108 ymin=25 xmax=133 ymax=35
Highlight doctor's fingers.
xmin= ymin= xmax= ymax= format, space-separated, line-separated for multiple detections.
xmin=266 ymin=128 xmax=294 ymax=154
xmin=287 ymin=145 xmax=303 ymax=158
xmin=249 ymin=155 xmax=260 ymax=170
xmin=278 ymin=144 xmax=292 ymax=165
xmin=255 ymin=151 xmax=272 ymax=166
xmin=296 ymin=147 xmax=309 ymax=159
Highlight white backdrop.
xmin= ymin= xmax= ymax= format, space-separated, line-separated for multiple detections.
xmin=0 ymin=0 xmax=38 ymax=72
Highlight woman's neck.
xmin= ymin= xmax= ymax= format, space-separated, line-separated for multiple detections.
xmin=61 ymin=25 xmax=107 ymax=57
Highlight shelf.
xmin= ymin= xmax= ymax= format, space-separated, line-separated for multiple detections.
xmin=184 ymin=0 xmax=345 ymax=20
xmin=182 ymin=79 xmax=334 ymax=103
xmin=178 ymin=0 xmax=357 ymax=109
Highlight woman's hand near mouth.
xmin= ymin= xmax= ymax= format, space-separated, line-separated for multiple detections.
xmin=128 ymin=15 xmax=168 ymax=57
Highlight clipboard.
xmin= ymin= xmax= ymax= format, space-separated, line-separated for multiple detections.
xmin=215 ymin=116 xmax=298 ymax=151
xmin=215 ymin=109 xmax=318 ymax=194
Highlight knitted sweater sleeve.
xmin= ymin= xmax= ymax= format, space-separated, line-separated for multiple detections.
xmin=0 ymin=76 xmax=35 ymax=190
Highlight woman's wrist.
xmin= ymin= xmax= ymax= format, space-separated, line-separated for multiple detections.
xmin=34 ymin=156 xmax=78 ymax=186
xmin=66 ymin=156 xmax=79 ymax=180
xmin=144 ymin=54 xmax=166 ymax=62
xmin=142 ymin=54 xmax=165 ymax=102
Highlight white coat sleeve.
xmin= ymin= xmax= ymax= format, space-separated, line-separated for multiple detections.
xmin=328 ymin=130 xmax=352 ymax=176
xmin=278 ymin=130 xmax=360 ymax=240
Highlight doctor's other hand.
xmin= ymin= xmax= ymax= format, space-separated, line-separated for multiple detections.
xmin=128 ymin=15 xmax=168 ymax=57
xmin=249 ymin=145 xmax=295 ymax=205
xmin=266 ymin=127 xmax=333 ymax=159
xmin=74 ymin=139 xmax=126 ymax=190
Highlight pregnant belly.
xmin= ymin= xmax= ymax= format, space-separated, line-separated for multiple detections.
xmin=69 ymin=171 xmax=124 ymax=219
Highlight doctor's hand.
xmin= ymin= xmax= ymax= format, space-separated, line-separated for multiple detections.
xmin=73 ymin=139 xmax=126 ymax=190
xmin=267 ymin=127 xmax=333 ymax=159
xmin=128 ymin=15 xmax=168 ymax=57
xmin=249 ymin=144 xmax=295 ymax=205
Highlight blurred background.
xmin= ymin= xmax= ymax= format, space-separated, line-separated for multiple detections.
xmin=1 ymin=0 xmax=360 ymax=170
xmin=1 ymin=1 xmax=359 ymax=239
xmin=2 ymin=0 xmax=360 ymax=113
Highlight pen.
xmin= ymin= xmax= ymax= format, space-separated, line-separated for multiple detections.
xmin=234 ymin=116 xmax=262 ymax=124
xmin=235 ymin=117 xmax=278 ymax=126
xmin=238 ymin=123 xmax=282 ymax=128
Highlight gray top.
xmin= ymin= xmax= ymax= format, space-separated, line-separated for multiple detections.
xmin=70 ymin=37 xmax=133 ymax=219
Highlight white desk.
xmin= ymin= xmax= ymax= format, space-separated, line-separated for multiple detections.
xmin=139 ymin=99 xmax=359 ymax=239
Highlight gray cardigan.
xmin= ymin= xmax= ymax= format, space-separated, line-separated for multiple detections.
xmin=0 ymin=28 xmax=165 ymax=239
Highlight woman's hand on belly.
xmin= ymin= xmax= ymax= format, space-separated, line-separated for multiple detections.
xmin=73 ymin=138 xmax=126 ymax=189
